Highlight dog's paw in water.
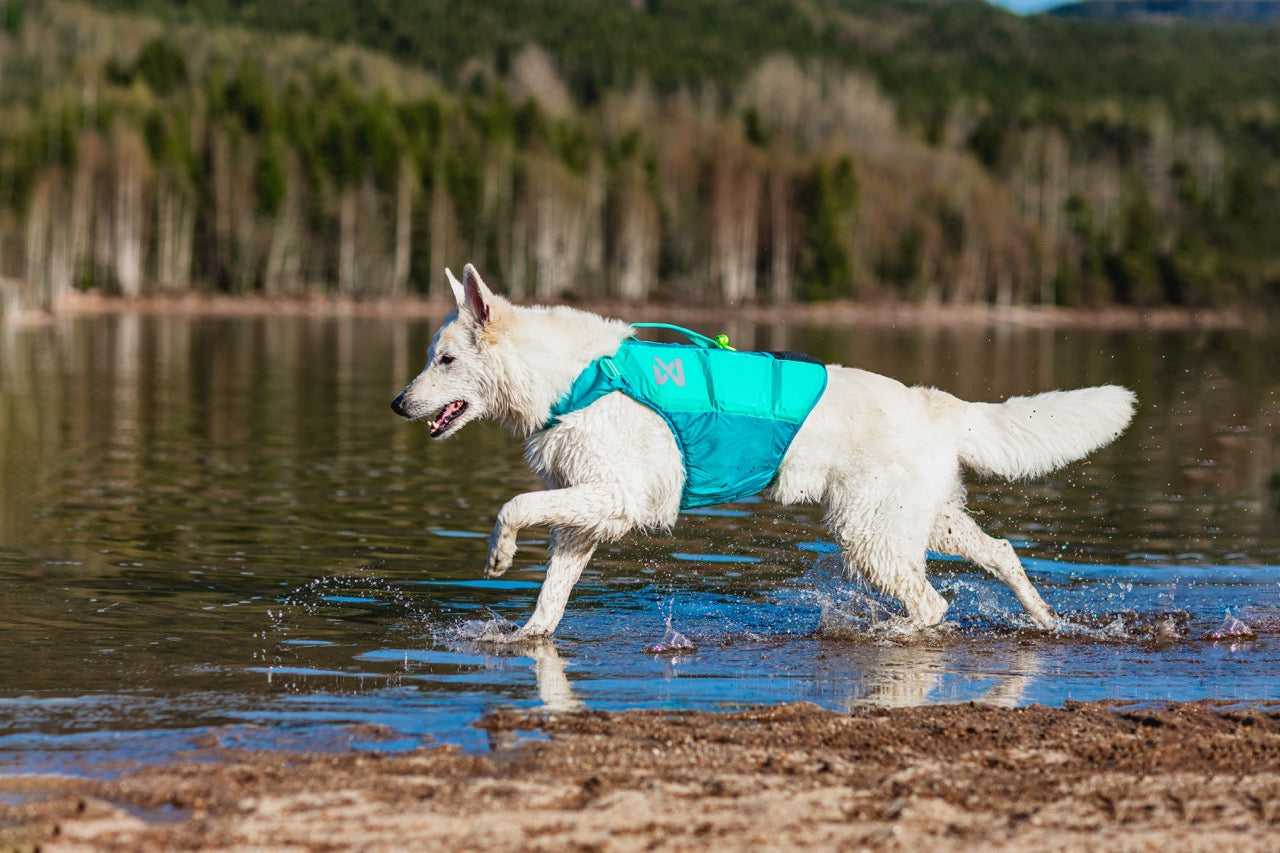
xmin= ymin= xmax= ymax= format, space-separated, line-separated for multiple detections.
xmin=455 ymin=612 xmax=523 ymax=642
xmin=454 ymin=613 xmax=558 ymax=646
xmin=815 ymin=600 xmax=956 ymax=640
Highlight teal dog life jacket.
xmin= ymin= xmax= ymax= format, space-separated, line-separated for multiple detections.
xmin=545 ymin=324 xmax=828 ymax=509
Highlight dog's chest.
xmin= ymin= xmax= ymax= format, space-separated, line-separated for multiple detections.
xmin=524 ymin=395 xmax=682 ymax=490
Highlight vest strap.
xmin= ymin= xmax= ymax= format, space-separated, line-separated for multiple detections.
xmin=630 ymin=322 xmax=730 ymax=350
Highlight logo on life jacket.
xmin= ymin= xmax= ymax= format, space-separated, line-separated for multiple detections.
xmin=652 ymin=356 xmax=686 ymax=387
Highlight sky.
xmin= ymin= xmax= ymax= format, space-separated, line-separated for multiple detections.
xmin=989 ymin=0 xmax=1073 ymax=13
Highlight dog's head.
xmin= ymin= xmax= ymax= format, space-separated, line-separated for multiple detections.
xmin=390 ymin=264 xmax=504 ymax=439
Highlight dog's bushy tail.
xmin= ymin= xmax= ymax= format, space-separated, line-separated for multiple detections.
xmin=956 ymin=385 xmax=1137 ymax=481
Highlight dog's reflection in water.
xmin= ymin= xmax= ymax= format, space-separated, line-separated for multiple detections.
xmin=525 ymin=638 xmax=584 ymax=712
xmin=481 ymin=631 xmax=1039 ymax=752
xmin=839 ymin=641 xmax=1042 ymax=710
xmin=481 ymin=639 xmax=582 ymax=753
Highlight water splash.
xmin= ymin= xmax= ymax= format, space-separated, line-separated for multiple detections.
xmin=278 ymin=570 xmax=433 ymax=622
xmin=451 ymin=610 xmax=522 ymax=642
xmin=797 ymin=562 xmax=919 ymax=639
xmin=1052 ymin=609 xmax=1190 ymax=644
xmin=643 ymin=615 xmax=695 ymax=654
xmin=1208 ymin=608 xmax=1254 ymax=640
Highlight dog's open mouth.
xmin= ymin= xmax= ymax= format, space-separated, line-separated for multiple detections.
xmin=429 ymin=400 xmax=467 ymax=437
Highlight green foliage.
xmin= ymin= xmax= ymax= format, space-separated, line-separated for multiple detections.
xmin=223 ymin=60 xmax=278 ymax=135
xmin=552 ymin=120 xmax=590 ymax=175
xmin=742 ymin=107 xmax=768 ymax=149
xmin=253 ymin=137 xmax=286 ymax=217
xmin=143 ymin=107 xmax=194 ymax=179
xmin=878 ymin=227 xmax=925 ymax=293
xmin=8 ymin=0 xmax=1280 ymax=305
xmin=134 ymin=37 xmax=188 ymax=96
xmin=444 ymin=142 xmax=483 ymax=238
xmin=968 ymin=115 xmax=1009 ymax=171
xmin=358 ymin=92 xmax=407 ymax=190
xmin=1107 ymin=188 xmax=1161 ymax=305
xmin=3 ymin=0 xmax=21 ymax=36
xmin=798 ymin=156 xmax=860 ymax=300
xmin=104 ymin=36 xmax=189 ymax=96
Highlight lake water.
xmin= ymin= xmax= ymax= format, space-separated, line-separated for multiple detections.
xmin=1 ymin=311 xmax=1278 ymax=777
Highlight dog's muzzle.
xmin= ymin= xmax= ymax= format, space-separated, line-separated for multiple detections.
xmin=390 ymin=391 xmax=411 ymax=418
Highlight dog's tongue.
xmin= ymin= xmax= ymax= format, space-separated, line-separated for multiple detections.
xmin=430 ymin=400 xmax=465 ymax=436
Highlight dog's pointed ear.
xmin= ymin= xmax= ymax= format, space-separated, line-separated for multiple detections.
xmin=446 ymin=267 xmax=465 ymax=308
xmin=460 ymin=263 xmax=492 ymax=325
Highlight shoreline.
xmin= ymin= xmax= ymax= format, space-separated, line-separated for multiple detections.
xmin=4 ymin=700 xmax=1280 ymax=850
xmin=3 ymin=287 xmax=1256 ymax=330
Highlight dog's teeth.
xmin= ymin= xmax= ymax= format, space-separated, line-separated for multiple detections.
xmin=428 ymin=400 xmax=466 ymax=436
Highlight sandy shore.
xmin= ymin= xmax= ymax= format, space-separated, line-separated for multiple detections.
xmin=4 ymin=700 xmax=1279 ymax=851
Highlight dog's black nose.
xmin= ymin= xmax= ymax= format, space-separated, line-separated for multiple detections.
xmin=390 ymin=392 xmax=408 ymax=418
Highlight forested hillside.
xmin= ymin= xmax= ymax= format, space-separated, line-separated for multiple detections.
xmin=1050 ymin=1 xmax=1280 ymax=23
xmin=2 ymin=0 xmax=1279 ymax=309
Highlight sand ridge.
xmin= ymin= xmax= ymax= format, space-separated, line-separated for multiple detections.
xmin=4 ymin=700 xmax=1280 ymax=851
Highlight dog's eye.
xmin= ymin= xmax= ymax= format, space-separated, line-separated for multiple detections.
xmin=438 ymin=354 xmax=455 ymax=366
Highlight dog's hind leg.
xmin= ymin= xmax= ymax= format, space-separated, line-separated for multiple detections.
xmin=928 ymin=504 xmax=1057 ymax=629
xmin=834 ymin=536 xmax=949 ymax=627
xmin=825 ymin=479 xmax=949 ymax=627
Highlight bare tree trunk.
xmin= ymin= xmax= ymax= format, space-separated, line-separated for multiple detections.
xmin=532 ymin=158 xmax=587 ymax=300
xmin=232 ymin=150 xmax=260 ymax=293
xmin=113 ymin=133 xmax=145 ymax=297
xmin=24 ymin=179 xmax=49 ymax=309
xmin=710 ymin=149 xmax=759 ymax=305
xmin=48 ymin=185 xmax=73 ymax=306
xmin=768 ymin=167 xmax=792 ymax=303
xmin=355 ymin=174 xmax=389 ymax=295
xmin=266 ymin=156 xmax=304 ymax=294
xmin=155 ymin=185 xmax=173 ymax=291
xmin=70 ymin=135 xmax=96 ymax=292
xmin=1040 ymin=130 xmax=1068 ymax=305
xmin=392 ymin=159 xmax=413 ymax=297
xmin=211 ymin=130 xmax=233 ymax=289
xmin=428 ymin=164 xmax=455 ymax=301
xmin=953 ymin=209 xmax=986 ymax=305
xmin=262 ymin=173 xmax=292 ymax=296
xmin=154 ymin=181 xmax=192 ymax=291
xmin=175 ymin=188 xmax=194 ymax=291
xmin=613 ymin=169 xmax=657 ymax=301
xmin=581 ymin=161 xmax=607 ymax=295
xmin=504 ymin=192 xmax=529 ymax=301
xmin=338 ymin=184 xmax=357 ymax=295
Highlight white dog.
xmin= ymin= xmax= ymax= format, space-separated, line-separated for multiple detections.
xmin=392 ymin=265 xmax=1137 ymax=639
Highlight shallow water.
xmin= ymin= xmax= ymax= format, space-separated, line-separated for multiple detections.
xmin=1 ymin=312 xmax=1278 ymax=776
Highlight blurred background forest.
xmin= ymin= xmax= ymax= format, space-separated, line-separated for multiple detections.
xmin=2 ymin=0 xmax=1280 ymax=310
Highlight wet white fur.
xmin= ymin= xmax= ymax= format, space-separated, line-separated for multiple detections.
xmin=392 ymin=265 xmax=1138 ymax=639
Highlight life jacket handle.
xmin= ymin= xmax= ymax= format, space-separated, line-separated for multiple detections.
xmin=630 ymin=322 xmax=734 ymax=350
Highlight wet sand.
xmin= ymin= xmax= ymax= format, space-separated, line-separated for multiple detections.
xmin=5 ymin=700 xmax=1280 ymax=851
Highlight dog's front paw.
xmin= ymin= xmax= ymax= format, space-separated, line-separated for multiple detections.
xmin=485 ymin=529 xmax=517 ymax=578
xmin=470 ymin=622 xmax=549 ymax=645
xmin=512 ymin=623 xmax=552 ymax=642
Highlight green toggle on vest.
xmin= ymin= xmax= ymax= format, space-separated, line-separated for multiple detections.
xmin=545 ymin=324 xmax=829 ymax=509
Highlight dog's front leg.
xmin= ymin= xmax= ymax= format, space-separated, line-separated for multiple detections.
xmin=485 ymin=485 xmax=623 ymax=578
xmin=482 ymin=485 xmax=629 ymax=638
xmin=516 ymin=528 xmax=598 ymax=639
